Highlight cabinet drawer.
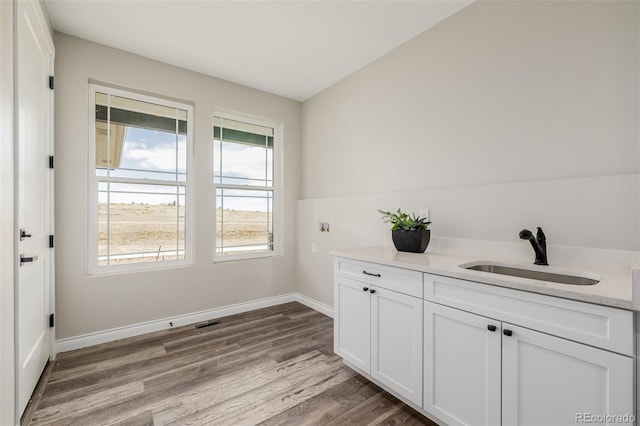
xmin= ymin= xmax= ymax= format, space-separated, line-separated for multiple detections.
xmin=424 ymin=273 xmax=634 ymax=356
xmin=335 ymin=258 xmax=423 ymax=298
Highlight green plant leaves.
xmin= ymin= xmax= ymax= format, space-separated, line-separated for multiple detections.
xmin=378 ymin=208 xmax=431 ymax=231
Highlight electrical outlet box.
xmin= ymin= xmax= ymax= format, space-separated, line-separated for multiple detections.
xmin=320 ymin=222 xmax=330 ymax=232
xmin=419 ymin=209 xmax=430 ymax=221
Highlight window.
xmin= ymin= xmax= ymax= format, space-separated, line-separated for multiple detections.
xmin=213 ymin=114 xmax=279 ymax=259
xmin=88 ymin=84 xmax=193 ymax=273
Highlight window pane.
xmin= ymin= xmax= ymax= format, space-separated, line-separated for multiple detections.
xmin=95 ymin=92 xmax=187 ymax=182
xmin=216 ymin=141 xmax=271 ymax=186
xmin=213 ymin=115 xmax=276 ymax=259
xmin=213 ymin=117 xmax=273 ymax=187
xmin=216 ymin=188 xmax=273 ymax=256
xmin=98 ymin=185 xmax=185 ymax=266
xmin=91 ymin=86 xmax=191 ymax=271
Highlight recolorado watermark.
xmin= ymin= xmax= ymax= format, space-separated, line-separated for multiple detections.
xmin=575 ymin=413 xmax=635 ymax=423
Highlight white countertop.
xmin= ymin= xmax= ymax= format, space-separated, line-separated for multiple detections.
xmin=331 ymin=245 xmax=640 ymax=311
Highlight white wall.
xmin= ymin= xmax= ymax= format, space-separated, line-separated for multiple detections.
xmin=0 ymin=1 xmax=16 ymax=423
xmin=298 ymin=0 xmax=640 ymax=307
xmin=54 ymin=33 xmax=301 ymax=339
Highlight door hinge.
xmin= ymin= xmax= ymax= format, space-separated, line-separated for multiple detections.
xmin=49 ymin=155 xmax=54 ymax=169
xmin=49 ymin=75 xmax=54 ymax=90
xmin=49 ymin=235 xmax=54 ymax=248
xmin=49 ymin=313 xmax=54 ymax=328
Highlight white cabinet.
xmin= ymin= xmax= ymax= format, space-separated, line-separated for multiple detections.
xmin=334 ymin=276 xmax=371 ymax=372
xmin=334 ymin=255 xmax=636 ymax=426
xmin=424 ymin=272 xmax=634 ymax=356
xmin=334 ymin=258 xmax=423 ymax=406
xmin=502 ymin=323 xmax=634 ymax=426
xmin=371 ymin=286 xmax=423 ymax=405
xmin=424 ymin=301 xmax=501 ymax=426
xmin=424 ymin=272 xmax=635 ymax=426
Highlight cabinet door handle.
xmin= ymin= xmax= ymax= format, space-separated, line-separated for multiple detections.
xmin=369 ymin=289 xmax=376 ymax=294
xmin=503 ymin=329 xmax=513 ymax=337
xmin=362 ymin=270 xmax=381 ymax=278
xmin=362 ymin=287 xmax=369 ymax=292
xmin=487 ymin=325 xmax=497 ymax=332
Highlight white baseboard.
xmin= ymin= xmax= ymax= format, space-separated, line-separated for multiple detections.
xmin=55 ymin=292 xmax=333 ymax=353
xmin=295 ymin=293 xmax=334 ymax=318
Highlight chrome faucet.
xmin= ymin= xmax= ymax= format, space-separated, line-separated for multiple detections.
xmin=519 ymin=227 xmax=548 ymax=265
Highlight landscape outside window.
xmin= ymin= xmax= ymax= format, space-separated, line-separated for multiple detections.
xmin=92 ymin=87 xmax=190 ymax=269
xmin=214 ymin=116 xmax=275 ymax=258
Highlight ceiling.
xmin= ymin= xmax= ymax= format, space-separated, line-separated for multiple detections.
xmin=44 ymin=0 xmax=473 ymax=102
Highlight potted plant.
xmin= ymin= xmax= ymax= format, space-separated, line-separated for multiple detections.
xmin=379 ymin=208 xmax=431 ymax=253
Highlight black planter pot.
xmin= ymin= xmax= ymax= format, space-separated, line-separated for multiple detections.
xmin=392 ymin=229 xmax=431 ymax=253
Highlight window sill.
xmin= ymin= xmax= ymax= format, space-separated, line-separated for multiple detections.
xmin=213 ymin=251 xmax=280 ymax=263
xmin=88 ymin=259 xmax=192 ymax=277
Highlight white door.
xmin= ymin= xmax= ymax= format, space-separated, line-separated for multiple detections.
xmin=502 ymin=323 xmax=634 ymax=426
xmin=371 ymin=287 xmax=422 ymax=406
xmin=16 ymin=0 xmax=54 ymax=416
xmin=424 ymin=302 xmax=501 ymax=426
xmin=334 ymin=276 xmax=371 ymax=373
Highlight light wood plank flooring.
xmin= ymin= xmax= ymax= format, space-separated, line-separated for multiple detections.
xmin=23 ymin=302 xmax=436 ymax=426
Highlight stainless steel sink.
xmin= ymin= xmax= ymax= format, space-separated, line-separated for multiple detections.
xmin=461 ymin=262 xmax=600 ymax=286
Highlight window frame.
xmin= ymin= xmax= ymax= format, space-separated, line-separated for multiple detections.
xmin=213 ymin=110 xmax=283 ymax=262
xmin=87 ymin=83 xmax=194 ymax=275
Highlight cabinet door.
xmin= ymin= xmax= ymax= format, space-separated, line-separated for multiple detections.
xmin=371 ymin=287 xmax=423 ymax=406
xmin=502 ymin=323 xmax=634 ymax=426
xmin=424 ymin=302 xmax=501 ymax=426
xmin=334 ymin=276 xmax=371 ymax=373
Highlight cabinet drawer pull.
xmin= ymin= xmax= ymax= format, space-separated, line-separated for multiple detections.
xmin=487 ymin=325 xmax=497 ymax=332
xmin=362 ymin=287 xmax=369 ymax=292
xmin=362 ymin=270 xmax=381 ymax=277
xmin=503 ymin=329 xmax=513 ymax=337
xmin=369 ymin=289 xmax=376 ymax=294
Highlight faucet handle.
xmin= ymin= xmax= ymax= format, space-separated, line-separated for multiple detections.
xmin=519 ymin=229 xmax=533 ymax=240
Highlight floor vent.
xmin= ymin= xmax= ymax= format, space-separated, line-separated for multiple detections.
xmin=195 ymin=320 xmax=221 ymax=329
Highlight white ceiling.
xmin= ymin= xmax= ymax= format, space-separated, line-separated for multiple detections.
xmin=44 ymin=0 xmax=473 ymax=102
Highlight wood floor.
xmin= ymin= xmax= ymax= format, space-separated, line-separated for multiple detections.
xmin=23 ymin=302 xmax=436 ymax=426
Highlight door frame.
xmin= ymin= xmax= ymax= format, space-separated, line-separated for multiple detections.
xmin=0 ymin=1 xmax=16 ymax=424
